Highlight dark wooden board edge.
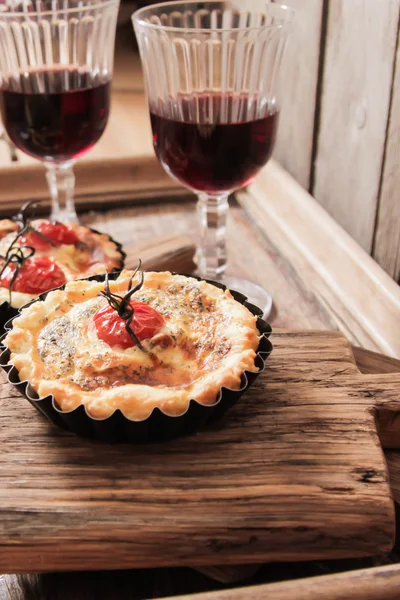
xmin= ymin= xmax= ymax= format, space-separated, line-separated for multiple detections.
xmin=352 ymin=347 xmax=400 ymax=375
xmin=159 ymin=563 xmax=400 ymax=600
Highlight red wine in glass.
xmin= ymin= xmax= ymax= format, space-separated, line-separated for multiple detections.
xmin=0 ymin=67 xmax=110 ymax=162
xmin=150 ymin=92 xmax=278 ymax=194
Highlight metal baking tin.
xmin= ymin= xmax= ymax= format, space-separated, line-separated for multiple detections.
xmin=0 ymin=273 xmax=272 ymax=443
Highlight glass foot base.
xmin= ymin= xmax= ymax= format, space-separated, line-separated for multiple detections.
xmin=222 ymin=276 xmax=272 ymax=320
xmin=50 ymin=208 xmax=79 ymax=224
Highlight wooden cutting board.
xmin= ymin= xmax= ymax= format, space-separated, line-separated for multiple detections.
xmin=0 ymin=328 xmax=399 ymax=574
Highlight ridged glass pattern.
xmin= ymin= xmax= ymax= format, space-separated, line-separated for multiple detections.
xmin=0 ymin=0 xmax=119 ymax=94
xmin=134 ymin=1 xmax=294 ymax=124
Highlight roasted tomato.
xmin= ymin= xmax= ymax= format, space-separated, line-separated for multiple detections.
xmin=20 ymin=221 xmax=80 ymax=251
xmin=93 ymin=301 xmax=165 ymax=349
xmin=0 ymin=256 xmax=67 ymax=294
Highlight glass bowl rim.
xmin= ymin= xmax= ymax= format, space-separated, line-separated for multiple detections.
xmin=132 ymin=0 xmax=295 ymax=35
xmin=0 ymin=0 xmax=119 ymax=20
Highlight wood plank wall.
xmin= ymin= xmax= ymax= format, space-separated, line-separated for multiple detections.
xmin=373 ymin=20 xmax=400 ymax=283
xmin=273 ymin=0 xmax=325 ymax=190
xmin=280 ymin=0 xmax=400 ymax=283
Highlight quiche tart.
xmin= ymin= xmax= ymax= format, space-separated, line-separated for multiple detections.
xmin=0 ymin=203 xmax=125 ymax=334
xmin=1 ymin=270 xmax=272 ymax=442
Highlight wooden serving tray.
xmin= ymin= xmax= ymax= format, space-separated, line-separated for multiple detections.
xmin=0 ymin=328 xmax=399 ymax=574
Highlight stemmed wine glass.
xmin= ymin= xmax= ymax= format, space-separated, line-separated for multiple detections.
xmin=0 ymin=0 xmax=120 ymax=223
xmin=133 ymin=0 xmax=293 ymax=316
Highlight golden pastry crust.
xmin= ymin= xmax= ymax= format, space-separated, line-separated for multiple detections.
xmin=5 ymin=271 xmax=260 ymax=420
xmin=0 ymin=219 xmax=123 ymax=308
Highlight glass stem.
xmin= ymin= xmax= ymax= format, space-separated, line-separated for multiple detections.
xmin=45 ymin=161 xmax=78 ymax=223
xmin=196 ymin=193 xmax=229 ymax=280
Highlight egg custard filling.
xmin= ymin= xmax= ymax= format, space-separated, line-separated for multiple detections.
xmin=4 ymin=271 xmax=260 ymax=420
xmin=0 ymin=215 xmax=123 ymax=308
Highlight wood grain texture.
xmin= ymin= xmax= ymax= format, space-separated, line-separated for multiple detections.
xmin=161 ymin=563 xmax=400 ymax=600
xmin=385 ymin=451 xmax=400 ymax=502
xmin=0 ymin=330 xmax=399 ymax=573
xmin=125 ymin=234 xmax=196 ymax=274
xmin=373 ymin=16 xmax=400 ymax=282
xmin=237 ymin=161 xmax=400 ymax=358
xmin=273 ymin=0 xmax=325 ymax=189
xmin=350 ymin=349 xmax=400 ymax=504
xmin=312 ymin=0 xmax=400 ymax=252
xmin=353 ymin=348 xmax=400 ymax=376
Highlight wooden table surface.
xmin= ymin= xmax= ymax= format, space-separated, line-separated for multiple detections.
xmin=1 ymin=46 xmax=400 ymax=600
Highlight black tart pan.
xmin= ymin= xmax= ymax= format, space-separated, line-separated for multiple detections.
xmin=0 ymin=273 xmax=272 ymax=443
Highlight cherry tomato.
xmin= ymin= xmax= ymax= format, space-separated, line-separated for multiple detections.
xmin=1 ymin=257 xmax=67 ymax=294
xmin=93 ymin=301 xmax=165 ymax=349
xmin=20 ymin=221 xmax=80 ymax=251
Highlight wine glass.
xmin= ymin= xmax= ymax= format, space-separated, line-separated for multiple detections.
xmin=0 ymin=0 xmax=120 ymax=223
xmin=132 ymin=0 xmax=294 ymax=316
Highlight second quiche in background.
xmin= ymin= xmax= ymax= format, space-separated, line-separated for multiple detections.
xmin=0 ymin=201 xmax=125 ymax=327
